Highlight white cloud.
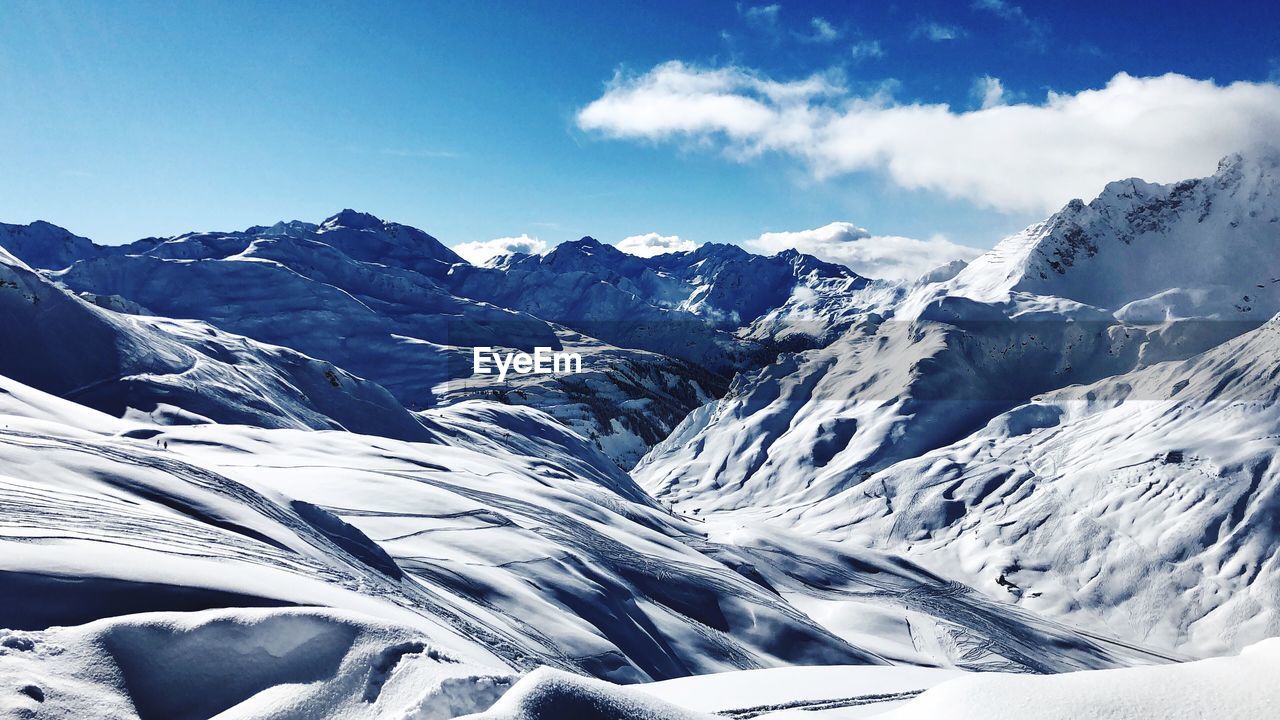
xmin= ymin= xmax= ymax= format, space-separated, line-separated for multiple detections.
xmin=972 ymin=75 xmax=1005 ymax=108
xmin=746 ymin=222 xmax=983 ymax=281
xmin=577 ymin=63 xmax=1280 ymax=214
xmin=452 ymin=234 xmax=547 ymax=264
xmin=741 ymin=3 xmax=780 ymax=31
xmin=849 ymin=40 xmax=884 ymax=60
xmin=616 ymin=232 xmax=698 ymax=257
xmin=913 ymin=21 xmax=965 ymax=42
xmin=801 ymin=17 xmax=840 ymax=43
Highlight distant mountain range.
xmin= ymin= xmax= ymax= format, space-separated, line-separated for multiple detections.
xmin=1 ymin=211 xmax=860 ymax=467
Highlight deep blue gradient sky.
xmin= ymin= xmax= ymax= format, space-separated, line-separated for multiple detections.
xmin=3 ymin=0 xmax=1278 ymax=250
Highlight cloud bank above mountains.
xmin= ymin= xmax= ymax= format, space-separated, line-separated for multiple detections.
xmin=578 ymin=63 xmax=1280 ymax=213
xmin=450 ymin=225 xmax=976 ymax=280
xmin=450 ymin=225 xmax=975 ymax=282
xmin=747 ymin=222 xmax=982 ymax=281
xmin=616 ymin=232 xmax=698 ymax=257
xmin=452 ymin=234 xmax=548 ymax=264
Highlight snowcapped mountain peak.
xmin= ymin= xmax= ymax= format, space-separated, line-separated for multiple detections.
xmin=320 ymin=208 xmax=385 ymax=230
xmin=940 ymin=150 xmax=1280 ymax=316
xmin=245 ymin=219 xmax=319 ymax=237
xmin=687 ymin=242 xmax=750 ymax=260
xmin=549 ymin=236 xmax=616 ymax=258
xmin=1216 ymin=145 xmax=1280 ymax=178
xmin=540 ymin=235 xmax=639 ymax=273
xmin=0 ymin=219 xmax=97 ymax=270
xmin=773 ymin=246 xmax=861 ymax=281
xmin=312 ymin=212 xmax=464 ymax=268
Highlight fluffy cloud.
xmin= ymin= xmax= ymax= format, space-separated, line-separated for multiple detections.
xmin=972 ymin=75 xmax=1005 ymax=109
xmin=615 ymin=232 xmax=698 ymax=257
xmin=577 ymin=63 xmax=1280 ymax=213
xmin=746 ymin=222 xmax=983 ymax=281
xmin=452 ymin=234 xmax=547 ymax=264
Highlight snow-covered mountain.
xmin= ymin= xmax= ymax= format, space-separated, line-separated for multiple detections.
xmin=446 ymin=236 xmax=864 ymax=367
xmin=782 ymin=313 xmax=1280 ymax=657
xmin=0 ymin=220 xmax=98 ymax=270
xmin=937 ymin=151 xmax=1280 ymax=319
xmin=636 ymin=151 xmax=1280 ymax=658
xmin=4 ymin=152 xmax=1280 ymax=718
xmin=0 ymin=212 xmax=861 ymax=468
xmin=0 ymin=246 xmax=429 ymax=440
xmin=0 ymin=216 xmax=707 ymax=466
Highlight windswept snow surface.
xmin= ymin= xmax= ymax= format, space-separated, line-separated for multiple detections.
xmin=779 ymin=313 xmax=1280 ymax=658
xmin=641 ymin=665 xmax=961 ymax=718
xmin=876 ymin=638 xmax=1280 ymax=720
xmin=0 ymin=369 xmax=1169 ymax=717
xmin=455 ymin=640 xmax=1279 ymax=720
xmin=0 ymin=607 xmax=517 ymax=720
xmin=636 ymin=151 xmax=1280 ymax=658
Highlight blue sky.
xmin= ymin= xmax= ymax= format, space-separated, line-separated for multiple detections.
xmin=3 ymin=1 xmax=1279 ymax=274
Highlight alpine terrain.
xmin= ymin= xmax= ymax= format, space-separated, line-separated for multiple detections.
xmin=2 ymin=151 xmax=1279 ymax=718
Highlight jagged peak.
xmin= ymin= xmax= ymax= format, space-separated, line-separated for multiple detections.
xmin=690 ymin=242 xmax=750 ymax=259
xmin=773 ymin=247 xmax=861 ymax=279
xmin=245 ymin=220 xmax=319 ymax=237
xmin=1217 ymin=146 xmax=1280 ymax=174
xmin=1068 ymin=149 xmax=1280 ymax=218
xmin=547 ymin=236 xmax=621 ymax=257
xmin=320 ymin=209 xmax=385 ymax=230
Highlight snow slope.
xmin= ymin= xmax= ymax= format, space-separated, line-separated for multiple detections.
xmin=636 ymin=151 xmax=1280 ymax=657
xmin=0 ymin=607 xmax=516 ymax=720
xmin=0 ymin=375 xmax=878 ymax=684
xmin=876 ymin=638 xmax=1280 ymax=720
xmin=435 ymin=325 xmax=725 ymax=468
xmin=787 ymin=312 xmax=1280 ymax=658
xmin=0 ymin=246 xmax=429 ymax=441
xmin=0 ymin=368 xmax=1171 ymax=717
xmin=455 ymin=639 xmax=1279 ymax=720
